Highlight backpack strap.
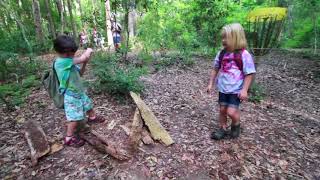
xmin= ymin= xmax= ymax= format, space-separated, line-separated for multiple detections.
xmin=53 ymin=60 xmax=71 ymax=95
xmin=218 ymin=49 xmax=226 ymax=69
xmin=233 ymin=49 xmax=245 ymax=72
xmin=218 ymin=48 xmax=245 ymax=72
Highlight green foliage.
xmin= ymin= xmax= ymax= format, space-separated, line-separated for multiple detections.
xmin=249 ymin=82 xmax=265 ymax=103
xmin=153 ymin=52 xmax=195 ymax=71
xmin=281 ymin=0 xmax=320 ymax=49
xmin=91 ymin=52 xmax=147 ymax=97
xmin=0 ymin=53 xmax=46 ymax=110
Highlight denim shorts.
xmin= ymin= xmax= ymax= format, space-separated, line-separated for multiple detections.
xmin=64 ymin=91 xmax=93 ymax=121
xmin=218 ymin=92 xmax=241 ymax=108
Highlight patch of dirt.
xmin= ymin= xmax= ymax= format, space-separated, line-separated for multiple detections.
xmin=0 ymin=50 xmax=319 ymax=179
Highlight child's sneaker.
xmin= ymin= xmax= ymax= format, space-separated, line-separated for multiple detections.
xmin=211 ymin=128 xmax=228 ymax=140
xmin=88 ymin=116 xmax=105 ymax=124
xmin=230 ymin=124 xmax=240 ymax=139
xmin=64 ymin=136 xmax=85 ymax=147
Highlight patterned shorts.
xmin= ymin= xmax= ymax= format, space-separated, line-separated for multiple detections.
xmin=64 ymin=91 xmax=93 ymax=121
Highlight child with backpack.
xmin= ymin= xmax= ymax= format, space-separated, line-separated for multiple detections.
xmin=206 ymin=23 xmax=256 ymax=140
xmin=53 ymin=35 xmax=105 ymax=147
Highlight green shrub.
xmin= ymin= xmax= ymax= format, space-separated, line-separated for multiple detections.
xmin=0 ymin=53 xmax=46 ymax=110
xmin=249 ymin=82 xmax=265 ymax=103
xmin=154 ymin=52 xmax=195 ymax=71
xmin=91 ymin=52 xmax=147 ymax=97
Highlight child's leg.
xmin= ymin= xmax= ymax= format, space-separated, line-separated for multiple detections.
xmin=81 ymin=94 xmax=105 ymax=123
xmin=219 ymin=105 xmax=228 ymax=129
xmin=211 ymin=105 xmax=228 ymax=140
xmin=66 ymin=121 xmax=78 ymax=137
xmin=86 ymin=109 xmax=96 ymax=119
xmin=227 ymin=107 xmax=240 ymax=125
xmin=227 ymin=107 xmax=241 ymax=138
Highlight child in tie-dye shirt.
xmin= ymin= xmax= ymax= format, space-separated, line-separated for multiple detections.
xmin=207 ymin=23 xmax=256 ymax=140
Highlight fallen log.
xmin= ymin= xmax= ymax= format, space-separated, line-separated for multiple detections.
xmin=130 ymin=92 xmax=174 ymax=146
xmin=80 ymin=131 xmax=131 ymax=161
xmin=24 ymin=121 xmax=50 ymax=166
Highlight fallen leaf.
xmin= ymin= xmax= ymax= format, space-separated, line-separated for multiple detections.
xmin=107 ymin=120 xmax=117 ymax=130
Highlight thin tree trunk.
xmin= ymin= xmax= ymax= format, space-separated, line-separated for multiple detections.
xmin=313 ymin=13 xmax=317 ymax=54
xmin=105 ymin=0 xmax=114 ymax=48
xmin=44 ymin=0 xmax=57 ymax=39
xmin=67 ymin=0 xmax=77 ymax=40
xmin=0 ymin=1 xmax=32 ymax=52
xmin=76 ymin=0 xmax=83 ymax=26
xmin=32 ymin=0 xmax=45 ymax=44
xmin=55 ymin=0 xmax=64 ymax=34
xmin=63 ymin=0 xmax=69 ymax=32
xmin=92 ymin=0 xmax=97 ymax=27
xmin=128 ymin=0 xmax=137 ymax=38
xmin=124 ymin=5 xmax=129 ymax=60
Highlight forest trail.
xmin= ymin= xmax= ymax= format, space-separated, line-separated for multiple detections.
xmin=1 ymin=50 xmax=319 ymax=179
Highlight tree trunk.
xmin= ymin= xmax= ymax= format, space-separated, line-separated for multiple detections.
xmin=67 ymin=0 xmax=77 ymax=40
xmin=76 ymin=0 xmax=83 ymax=26
xmin=128 ymin=0 xmax=137 ymax=38
xmin=55 ymin=0 xmax=64 ymax=34
xmin=32 ymin=0 xmax=45 ymax=44
xmin=0 ymin=1 xmax=32 ymax=53
xmin=44 ymin=0 xmax=57 ymax=39
xmin=105 ymin=0 xmax=114 ymax=48
xmin=63 ymin=0 xmax=69 ymax=33
xmin=92 ymin=0 xmax=97 ymax=27
xmin=124 ymin=5 xmax=129 ymax=60
xmin=313 ymin=13 xmax=317 ymax=54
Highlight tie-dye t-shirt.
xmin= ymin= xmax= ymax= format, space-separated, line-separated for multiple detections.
xmin=212 ymin=50 xmax=256 ymax=94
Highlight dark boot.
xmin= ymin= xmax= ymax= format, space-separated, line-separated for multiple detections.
xmin=230 ymin=124 xmax=241 ymax=139
xmin=211 ymin=128 xmax=228 ymax=140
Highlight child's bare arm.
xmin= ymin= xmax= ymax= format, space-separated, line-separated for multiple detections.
xmin=80 ymin=61 xmax=87 ymax=76
xmin=239 ymin=74 xmax=254 ymax=100
xmin=207 ymin=68 xmax=219 ymax=94
xmin=73 ymin=48 xmax=93 ymax=65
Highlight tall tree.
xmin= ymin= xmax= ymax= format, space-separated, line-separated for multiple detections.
xmin=63 ymin=0 xmax=69 ymax=32
xmin=128 ymin=0 xmax=137 ymax=38
xmin=44 ymin=0 xmax=57 ymax=39
xmin=105 ymin=0 xmax=114 ymax=48
xmin=55 ymin=0 xmax=65 ymax=34
xmin=0 ymin=1 xmax=32 ymax=52
xmin=32 ymin=0 xmax=45 ymax=44
xmin=67 ymin=0 xmax=77 ymax=40
xmin=76 ymin=0 xmax=83 ymax=26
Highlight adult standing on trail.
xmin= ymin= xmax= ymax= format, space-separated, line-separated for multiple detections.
xmin=79 ymin=28 xmax=88 ymax=48
xmin=93 ymin=27 xmax=98 ymax=47
xmin=111 ymin=19 xmax=122 ymax=51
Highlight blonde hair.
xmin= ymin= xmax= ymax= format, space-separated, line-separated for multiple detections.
xmin=222 ymin=23 xmax=247 ymax=51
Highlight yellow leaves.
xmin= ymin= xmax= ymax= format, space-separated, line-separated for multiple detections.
xmin=247 ymin=7 xmax=287 ymax=22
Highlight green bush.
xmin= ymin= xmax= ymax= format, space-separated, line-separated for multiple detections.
xmin=0 ymin=53 xmax=46 ymax=110
xmin=249 ymin=82 xmax=265 ymax=103
xmin=91 ymin=52 xmax=147 ymax=97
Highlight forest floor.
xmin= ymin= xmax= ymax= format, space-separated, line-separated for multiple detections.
xmin=1 ymin=50 xmax=320 ymax=180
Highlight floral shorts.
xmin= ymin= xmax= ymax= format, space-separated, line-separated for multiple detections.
xmin=64 ymin=91 xmax=93 ymax=121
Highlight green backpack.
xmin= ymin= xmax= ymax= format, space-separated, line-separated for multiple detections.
xmin=42 ymin=61 xmax=69 ymax=109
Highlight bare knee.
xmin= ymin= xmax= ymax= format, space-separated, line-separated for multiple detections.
xmin=227 ymin=108 xmax=239 ymax=119
xmin=220 ymin=106 xmax=227 ymax=116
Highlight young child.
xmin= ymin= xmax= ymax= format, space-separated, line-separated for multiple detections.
xmin=207 ymin=23 xmax=256 ymax=140
xmin=53 ymin=35 xmax=105 ymax=147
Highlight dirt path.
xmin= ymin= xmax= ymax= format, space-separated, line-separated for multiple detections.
xmin=1 ymin=50 xmax=319 ymax=179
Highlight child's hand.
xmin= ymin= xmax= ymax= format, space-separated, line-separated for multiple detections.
xmin=206 ymin=84 xmax=213 ymax=94
xmin=238 ymin=90 xmax=248 ymax=101
xmin=86 ymin=48 xmax=93 ymax=57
